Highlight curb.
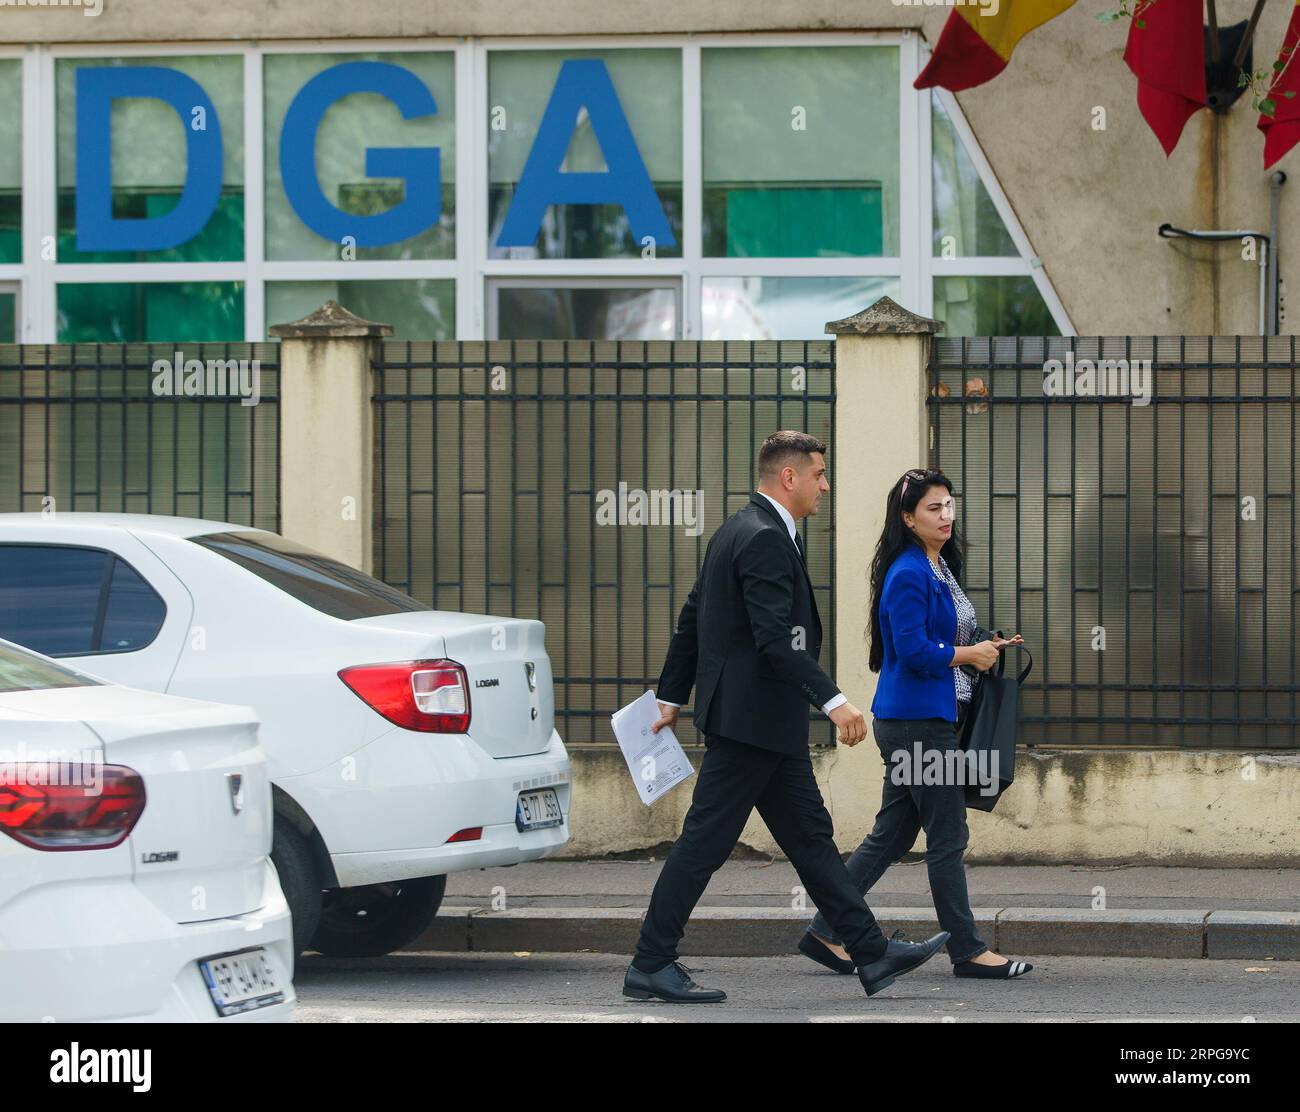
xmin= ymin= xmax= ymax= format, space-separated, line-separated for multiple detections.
xmin=410 ymin=906 xmax=1300 ymax=960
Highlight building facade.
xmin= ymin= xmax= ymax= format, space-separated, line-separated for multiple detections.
xmin=0 ymin=5 xmax=1116 ymax=343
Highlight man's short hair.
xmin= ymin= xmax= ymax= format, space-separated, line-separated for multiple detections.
xmin=757 ymin=430 xmax=828 ymax=481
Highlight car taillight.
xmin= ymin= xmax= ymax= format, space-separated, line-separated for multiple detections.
xmin=0 ymin=764 xmax=146 ymax=851
xmin=338 ymin=659 xmax=472 ymax=733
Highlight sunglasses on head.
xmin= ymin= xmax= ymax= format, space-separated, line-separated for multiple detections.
xmin=899 ymin=468 xmax=940 ymax=498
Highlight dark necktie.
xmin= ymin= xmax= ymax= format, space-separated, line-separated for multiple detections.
xmin=794 ymin=531 xmax=806 ymax=562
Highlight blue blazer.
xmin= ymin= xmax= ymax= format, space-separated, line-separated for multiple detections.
xmin=870 ymin=543 xmax=959 ymax=722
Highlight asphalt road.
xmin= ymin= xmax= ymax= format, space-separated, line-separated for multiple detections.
xmin=291 ymin=951 xmax=1300 ymax=1023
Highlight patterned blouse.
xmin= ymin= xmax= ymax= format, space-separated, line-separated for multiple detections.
xmin=932 ymin=553 xmax=978 ymax=705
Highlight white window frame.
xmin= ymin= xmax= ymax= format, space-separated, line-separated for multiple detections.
xmin=8 ymin=32 xmax=1071 ymax=343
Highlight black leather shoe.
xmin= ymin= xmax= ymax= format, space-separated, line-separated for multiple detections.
xmin=798 ymin=931 xmax=856 ymax=974
xmin=623 ymin=960 xmax=727 ymax=1003
xmin=856 ymin=930 xmax=950 ymax=997
xmin=883 ymin=928 xmax=918 ymax=957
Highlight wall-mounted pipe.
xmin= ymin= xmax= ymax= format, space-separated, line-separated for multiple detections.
xmin=1158 ymin=223 xmax=1271 ymax=335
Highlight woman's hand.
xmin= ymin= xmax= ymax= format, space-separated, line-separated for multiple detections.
xmin=967 ymin=640 xmax=1001 ymax=672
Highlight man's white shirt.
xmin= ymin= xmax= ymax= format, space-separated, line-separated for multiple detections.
xmin=659 ymin=490 xmax=847 ymax=716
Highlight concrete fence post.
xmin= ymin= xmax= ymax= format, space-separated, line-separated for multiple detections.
xmin=826 ymin=296 xmax=943 ymax=724
xmin=269 ymin=300 xmax=392 ymax=573
xmin=812 ymin=297 xmax=944 ymax=851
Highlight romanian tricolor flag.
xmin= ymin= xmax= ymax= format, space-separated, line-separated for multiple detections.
xmin=1259 ymin=0 xmax=1300 ymax=168
xmin=1124 ymin=0 xmax=1206 ymax=156
xmin=914 ymin=0 xmax=1077 ymax=92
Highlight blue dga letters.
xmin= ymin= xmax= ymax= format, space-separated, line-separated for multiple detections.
xmin=495 ymin=58 xmax=673 ymax=248
xmin=279 ymin=60 xmax=442 ymax=248
xmin=76 ymin=66 xmax=224 ymax=252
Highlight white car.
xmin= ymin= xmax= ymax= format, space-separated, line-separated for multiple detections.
xmin=0 ymin=638 xmax=295 ymax=1022
xmin=0 ymin=513 xmax=572 ymax=959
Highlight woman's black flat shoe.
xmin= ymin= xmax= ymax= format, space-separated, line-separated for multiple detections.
xmin=953 ymin=956 xmax=1033 ymax=978
xmin=798 ymin=931 xmax=855 ymax=974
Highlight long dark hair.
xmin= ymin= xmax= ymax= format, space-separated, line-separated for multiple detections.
xmin=868 ymin=468 xmax=965 ymax=673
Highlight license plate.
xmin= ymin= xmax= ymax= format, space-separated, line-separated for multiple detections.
xmin=199 ymin=947 xmax=285 ymax=1018
xmin=516 ymin=788 xmax=563 ymax=831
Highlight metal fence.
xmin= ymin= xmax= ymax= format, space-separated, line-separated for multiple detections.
xmin=0 ymin=343 xmax=280 ymax=529
xmin=929 ymin=335 xmax=1300 ymax=749
xmin=372 ymin=339 xmax=837 ymax=746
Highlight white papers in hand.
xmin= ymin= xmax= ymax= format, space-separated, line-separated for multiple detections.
xmin=610 ymin=690 xmax=695 ymax=806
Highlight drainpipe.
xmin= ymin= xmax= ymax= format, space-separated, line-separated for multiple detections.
xmin=1269 ymin=171 xmax=1286 ymax=334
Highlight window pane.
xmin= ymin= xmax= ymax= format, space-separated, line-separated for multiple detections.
xmin=703 ymin=47 xmax=898 ymax=258
xmin=193 ymin=531 xmax=430 ymax=620
xmin=0 ymin=546 xmax=108 ymax=656
xmin=57 ymin=282 xmax=244 ymax=342
xmin=702 ymin=276 xmax=899 ymax=340
xmin=100 ymin=558 xmax=166 ymax=652
xmin=267 ymin=279 xmax=454 ymax=340
xmin=56 ymin=56 xmax=244 ymax=263
xmin=0 ymin=642 xmax=100 ymax=693
xmin=933 ymin=276 xmax=1059 ymax=336
xmin=264 ymin=52 xmax=455 ymax=262
xmin=496 ymin=286 xmax=677 ymax=340
xmin=0 ymin=291 xmax=15 ymax=343
xmin=488 ymin=49 xmax=682 ymax=259
xmin=0 ymin=60 xmax=20 ymax=265
xmin=932 ymin=92 xmax=1017 ymax=258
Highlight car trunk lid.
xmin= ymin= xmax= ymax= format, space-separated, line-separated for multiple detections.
xmin=1 ymin=685 xmax=270 ymax=923
xmin=349 ymin=612 xmax=554 ymax=758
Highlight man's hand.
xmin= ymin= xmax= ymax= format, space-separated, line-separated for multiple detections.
xmin=652 ymin=702 xmax=680 ymax=734
xmin=828 ymin=701 xmax=867 ymax=746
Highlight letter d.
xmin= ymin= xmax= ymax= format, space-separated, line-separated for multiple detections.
xmin=75 ymin=66 xmax=223 ymax=252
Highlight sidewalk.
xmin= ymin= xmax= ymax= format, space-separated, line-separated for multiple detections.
xmin=411 ymin=859 xmax=1300 ymax=960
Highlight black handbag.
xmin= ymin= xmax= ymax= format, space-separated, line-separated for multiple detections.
xmin=959 ymin=633 xmax=1032 ymax=812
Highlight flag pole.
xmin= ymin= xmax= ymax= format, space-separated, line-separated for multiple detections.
xmin=1233 ymin=0 xmax=1272 ymax=70
xmin=1208 ymin=0 xmax=1222 ymax=64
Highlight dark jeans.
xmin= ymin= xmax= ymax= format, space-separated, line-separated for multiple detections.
xmin=633 ymin=734 xmax=890 ymax=972
xmin=807 ymin=712 xmax=989 ymax=965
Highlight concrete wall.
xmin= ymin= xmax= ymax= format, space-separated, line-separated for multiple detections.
xmin=6 ymin=0 xmax=1297 ymax=336
xmin=562 ymin=743 xmax=1300 ymax=866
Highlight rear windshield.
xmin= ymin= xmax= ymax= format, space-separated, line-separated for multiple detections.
xmin=192 ymin=531 xmax=432 ymax=621
xmin=0 ymin=641 xmax=100 ymax=693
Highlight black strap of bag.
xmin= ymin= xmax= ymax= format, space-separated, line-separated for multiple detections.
xmin=962 ymin=627 xmax=1033 ymax=686
xmin=990 ymin=642 xmax=1033 ymax=685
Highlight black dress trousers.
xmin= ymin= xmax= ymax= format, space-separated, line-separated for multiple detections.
xmin=632 ymin=733 xmax=890 ymax=971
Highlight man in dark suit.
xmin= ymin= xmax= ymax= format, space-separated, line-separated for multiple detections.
xmin=622 ymin=431 xmax=949 ymax=1003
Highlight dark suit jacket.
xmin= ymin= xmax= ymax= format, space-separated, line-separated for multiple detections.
xmin=656 ymin=492 xmax=840 ymax=755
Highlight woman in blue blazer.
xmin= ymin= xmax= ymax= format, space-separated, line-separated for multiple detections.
xmin=800 ymin=468 xmax=1033 ymax=980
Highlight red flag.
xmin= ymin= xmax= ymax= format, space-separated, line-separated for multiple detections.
xmin=914 ymin=1 xmax=1077 ymax=93
xmin=1259 ymin=0 xmax=1300 ymax=168
xmin=1124 ymin=0 xmax=1206 ymax=156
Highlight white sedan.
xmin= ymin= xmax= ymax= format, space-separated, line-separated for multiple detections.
xmin=0 ymin=638 xmax=295 ymax=1022
xmin=0 ymin=513 xmax=572 ymax=959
